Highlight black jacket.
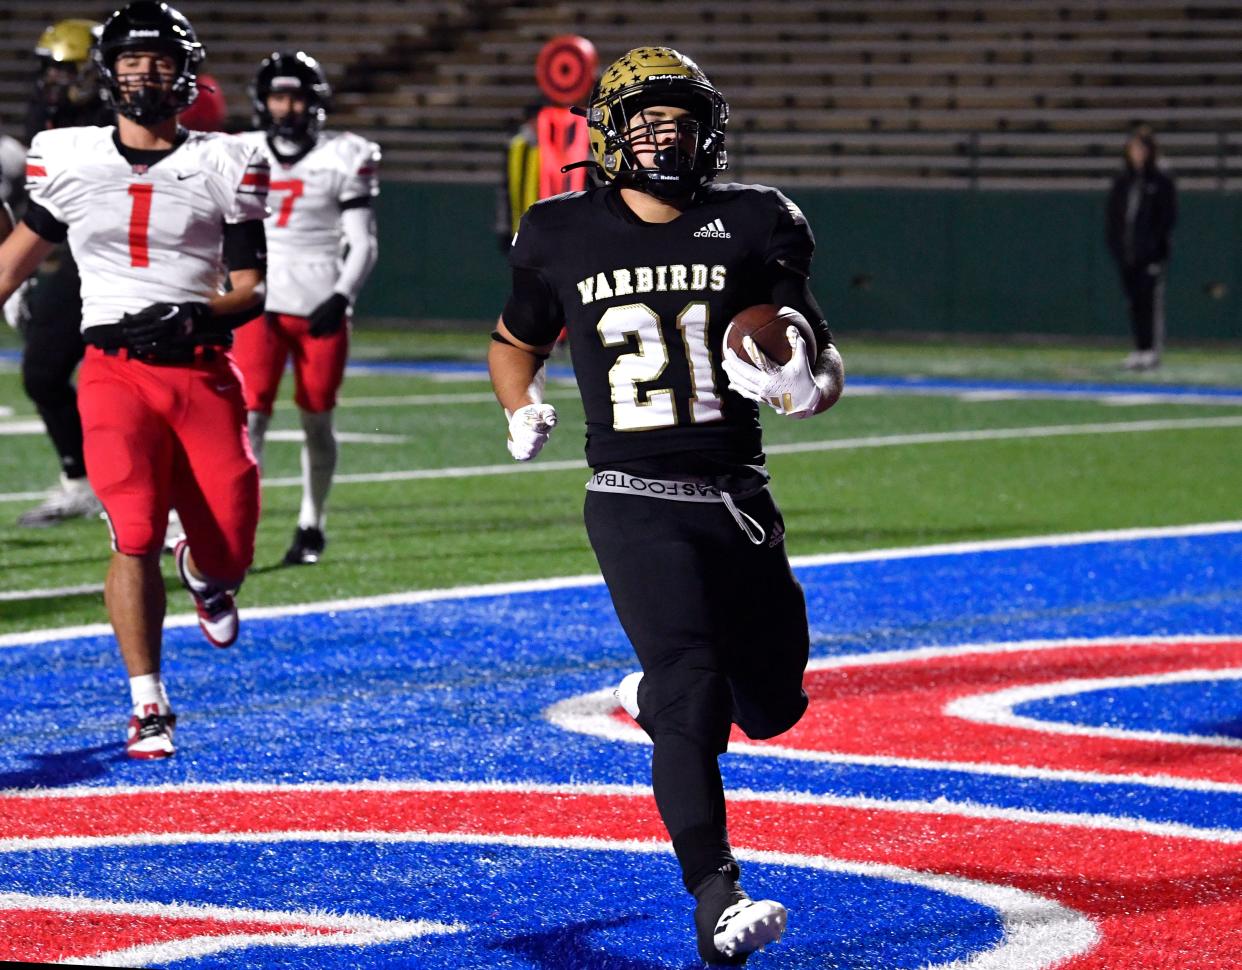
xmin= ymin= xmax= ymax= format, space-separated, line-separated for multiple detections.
xmin=1106 ymin=163 xmax=1177 ymax=269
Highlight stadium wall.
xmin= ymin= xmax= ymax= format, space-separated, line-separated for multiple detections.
xmin=358 ymin=184 xmax=1241 ymax=342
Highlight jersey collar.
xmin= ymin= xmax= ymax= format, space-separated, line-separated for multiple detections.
xmin=111 ymin=126 xmax=189 ymax=170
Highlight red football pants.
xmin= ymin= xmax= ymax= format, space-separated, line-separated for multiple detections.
xmin=78 ymin=347 xmax=260 ymax=582
xmin=232 ymin=312 xmax=350 ymax=415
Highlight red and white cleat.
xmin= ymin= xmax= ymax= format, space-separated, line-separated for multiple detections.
xmin=126 ymin=703 xmax=177 ymax=760
xmin=174 ymin=539 xmax=239 ymax=648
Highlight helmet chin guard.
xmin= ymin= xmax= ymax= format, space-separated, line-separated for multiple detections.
xmin=586 ymin=47 xmax=729 ymax=201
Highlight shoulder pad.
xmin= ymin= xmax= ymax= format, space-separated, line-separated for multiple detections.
xmin=29 ymin=126 xmax=112 ymax=172
xmin=192 ymin=131 xmax=268 ymax=181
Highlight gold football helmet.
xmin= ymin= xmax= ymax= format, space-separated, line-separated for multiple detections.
xmin=586 ymin=47 xmax=728 ymax=199
xmin=35 ymin=19 xmax=100 ymax=66
xmin=34 ymin=19 xmax=102 ymax=116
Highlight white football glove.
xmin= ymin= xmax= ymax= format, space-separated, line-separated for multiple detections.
xmin=722 ymin=325 xmax=823 ymax=419
xmin=505 ymin=403 xmax=558 ymax=461
xmin=4 ymin=278 xmax=33 ymax=330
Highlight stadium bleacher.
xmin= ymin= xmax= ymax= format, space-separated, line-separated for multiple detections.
xmin=2 ymin=0 xmax=1240 ymax=189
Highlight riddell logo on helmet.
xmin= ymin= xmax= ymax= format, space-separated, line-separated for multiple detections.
xmin=127 ymin=29 xmax=162 ymax=37
xmin=693 ymin=219 xmax=731 ymax=239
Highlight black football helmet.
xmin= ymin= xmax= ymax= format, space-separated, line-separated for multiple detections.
xmin=94 ymin=1 xmax=203 ymax=124
xmin=250 ymin=51 xmax=332 ymax=144
xmin=586 ymin=47 xmax=728 ymax=201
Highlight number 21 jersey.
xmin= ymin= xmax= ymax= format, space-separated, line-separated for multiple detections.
xmin=503 ymin=182 xmax=827 ymax=469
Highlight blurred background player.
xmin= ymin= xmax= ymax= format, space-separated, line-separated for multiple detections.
xmin=177 ymin=71 xmax=226 ymax=133
xmin=233 ymin=51 xmax=380 ymax=566
xmin=6 ymin=18 xmax=112 ymax=527
xmin=0 ymin=0 xmax=269 ymax=759
xmin=489 ymin=47 xmax=843 ymax=964
xmin=496 ymin=34 xmax=598 ymax=252
xmin=1106 ymin=124 xmax=1177 ymax=372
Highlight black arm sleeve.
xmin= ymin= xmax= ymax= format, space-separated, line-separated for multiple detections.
xmin=340 ymin=196 xmax=372 ymax=211
xmin=762 ymin=261 xmax=834 ymax=349
xmin=502 ymin=266 xmax=564 ymax=346
xmin=23 ymin=201 xmax=68 ymax=243
xmin=222 ymin=218 xmax=267 ymax=272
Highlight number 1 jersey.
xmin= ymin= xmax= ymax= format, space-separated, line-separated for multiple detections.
xmin=503 ymin=182 xmax=829 ymax=469
xmin=25 ymin=126 xmax=270 ymax=333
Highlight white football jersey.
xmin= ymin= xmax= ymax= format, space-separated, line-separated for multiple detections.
xmin=238 ymin=130 xmax=380 ymax=316
xmin=26 ymin=126 xmax=270 ymax=332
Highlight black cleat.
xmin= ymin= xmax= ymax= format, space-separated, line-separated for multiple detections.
xmin=693 ymin=865 xmax=787 ymax=965
xmin=283 ymin=526 xmax=326 ymax=566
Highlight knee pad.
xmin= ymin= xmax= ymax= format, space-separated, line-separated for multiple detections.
xmin=103 ymin=512 xmax=163 ymax=558
xmin=644 ymin=666 xmax=734 ymax=754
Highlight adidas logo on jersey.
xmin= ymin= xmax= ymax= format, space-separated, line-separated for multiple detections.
xmin=694 ymin=219 xmax=731 ymax=239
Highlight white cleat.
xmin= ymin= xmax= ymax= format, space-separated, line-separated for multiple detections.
xmin=17 ymin=474 xmax=102 ymax=527
xmin=614 ymin=671 xmax=643 ymax=720
xmin=714 ymin=898 xmax=788 ymax=959
xmin=1122 ymin=349 xmax=1160 ymax=371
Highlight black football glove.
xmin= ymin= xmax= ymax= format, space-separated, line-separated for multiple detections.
xmin=307 ymin=293 xmax=349 ymax=338
xmin=119 ymin=301 xmax=211 ymax=351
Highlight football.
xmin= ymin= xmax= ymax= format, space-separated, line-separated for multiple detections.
xmin=723 ymin=305 xmax=816 ymax=366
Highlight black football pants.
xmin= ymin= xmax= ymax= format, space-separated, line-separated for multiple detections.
xmin=584 ymin=482 xmax=810 ymax=893
xmin=1118 ymin=262 xmax=1166 ymax=353
xmin=21 ymin=251 xmax=86 ymax=480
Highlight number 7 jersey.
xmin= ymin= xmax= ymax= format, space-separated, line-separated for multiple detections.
xmin=236 ymin=130 xmax=381 ymax=316
xmin=25 ymin=126 xmax=270 ymax=333
xmin=503 ymin=182 xmax=827 ymax=468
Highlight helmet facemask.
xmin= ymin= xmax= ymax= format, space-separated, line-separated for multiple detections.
xmin=36 ymin=60 xmax=100 ymax=120
xmin=104 ymin=46 xmax=196 ymax=124
xmin=263 ymin=80 xmax=326 ymax=144
xmin=619 ymin=106 xmax=705 ymax=199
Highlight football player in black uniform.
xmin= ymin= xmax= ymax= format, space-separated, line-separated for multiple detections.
xmin=488 ymin=48 xmax=843 ymax=966
xmin=10 ymin=18 xmax=112 ymax=527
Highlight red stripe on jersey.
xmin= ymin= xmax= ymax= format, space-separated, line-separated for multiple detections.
xmin=356 ymin=166 xmax=376 ymax=176
xmin=25 ymin=165 xmax=47 ymax=177
xmin=241 ymin=172 xmax=270 ymax=187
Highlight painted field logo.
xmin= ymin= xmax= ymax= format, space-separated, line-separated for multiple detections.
xmin=1 ymin=530 xmax=1241 ymax=968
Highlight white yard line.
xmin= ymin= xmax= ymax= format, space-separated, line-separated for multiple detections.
xmin=2 ymin=520 xmax=1241 ymax=638
xmin=1 ymin=413 xmax=1240 ymax=502
xmin=264 ymin=413 xmax=1242 ymax=489
xmin=0 ymin=583 xmax=104 ymax=603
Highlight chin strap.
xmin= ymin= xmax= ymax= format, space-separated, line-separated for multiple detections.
xmin=559 ymin=159 xmax=600 ymax=175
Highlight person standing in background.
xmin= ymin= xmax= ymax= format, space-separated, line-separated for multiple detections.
xmin=1106 ymin=125 xmax=1177 ymax=372
xmin=233 ymin=51 xmax=381 ymax=566
xmin=495 ymin=34 xmax=598 ymax=251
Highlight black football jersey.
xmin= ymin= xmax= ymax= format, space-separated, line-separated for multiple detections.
xmin=504 ymin=182 xmax=830 ymax=469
